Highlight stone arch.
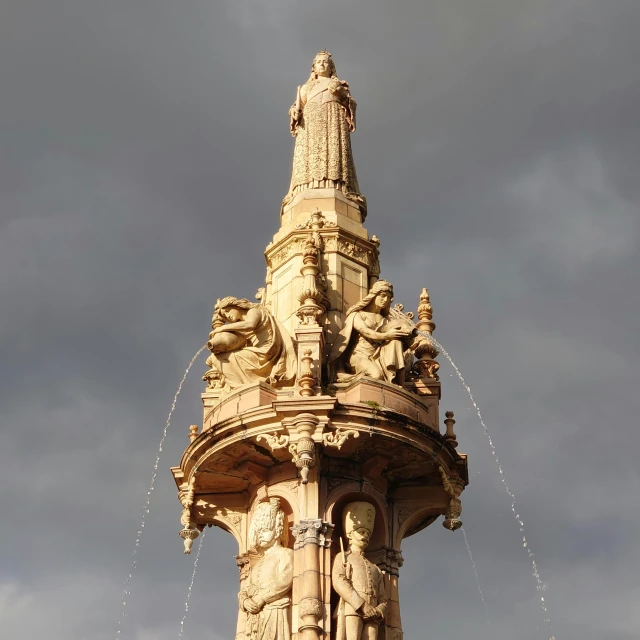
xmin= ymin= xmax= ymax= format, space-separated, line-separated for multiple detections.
xmin=248 ymin=492 xmax=296 ymax=551
xmin=325 ymin=485 xmax=389 ymax=554
xmin=393 ymin=505 xmax=443 ymax=549
xmin=209 ymin=513 xmax=246 ymax=554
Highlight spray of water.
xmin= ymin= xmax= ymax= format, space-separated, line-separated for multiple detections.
xmin=115 ymin=345 xmax=207 ymax=640
xmin=177 ymin=527 xmax=206 ymax=639
xmin=461 ymin=527 xmax=491 ymax=627
xmin=420 ymin=332 xmax=555 ymax=639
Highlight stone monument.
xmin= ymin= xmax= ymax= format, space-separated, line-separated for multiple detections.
xmin=171 ymin=50 xmax=468 ymax=640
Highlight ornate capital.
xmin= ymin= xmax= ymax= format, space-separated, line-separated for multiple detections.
xmin=292 ymin=519 xmax=334 ymax=548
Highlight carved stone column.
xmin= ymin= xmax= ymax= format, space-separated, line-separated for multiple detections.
xmin=234 ymin=553 xmax=251 ymax=640
xmin=295 ymin=211 xmax=327 ymax=396
xmin=292 ymin=519 xmax=334 ymax=640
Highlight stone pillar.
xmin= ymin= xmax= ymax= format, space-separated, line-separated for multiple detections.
xmin=366 ymin=547 xmax=404 ymax=640
xmin=384 ymin=549 xmax=404 ymax=640
xmin=292 ymin=520 xmax=334 ymax=640
xmin=234 ymin=553 xmax=251 ymax=640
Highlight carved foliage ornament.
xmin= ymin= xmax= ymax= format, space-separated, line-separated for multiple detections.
xmin=322 ymin=428 xmax=360 ymax=450
xmin=256 ymin=432 xmax=290 ymax=450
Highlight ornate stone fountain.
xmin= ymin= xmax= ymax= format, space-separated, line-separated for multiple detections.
xmin=171 ymin=50 xmax=468 ymax=640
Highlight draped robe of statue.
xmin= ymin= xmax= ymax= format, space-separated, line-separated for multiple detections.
xmin=328 ymin=310 xmax=407 ymax=384
xmin=208 ymin=306 xmax=297 ymax=389
xmin=283 ymin=74 xmax=366 ymax=216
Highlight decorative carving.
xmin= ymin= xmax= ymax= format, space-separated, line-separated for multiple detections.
xmin=178 ymin=477 xmax=199 ymax=554
xmin=332 ymin=502 xmax=387 ymax=639
xmin=269 ymin=238 xmax=303 ymax=270
xmin=391 ymin=303 xmax=414 ymax=321
xmin=296 ymin=232 xmax=326 ymax=326
xmin=412 ymin=287 xmax=440 ymax=380
xmin=188 ymin=424 xmax=199 ymax=443
xmin=439 ymin=466 xmax=463 ymax=531
xmin=283 ymin=51 xmax=367 ymax=218
xmin=227 ymin=513 xmax=243 ymax=529
xmin=292 ymin=519 xmax=333 ymax=548
xmin=298 ymin=349 xmax=316 ymax=396
xmin=207 ymin=297 xmax=297 ymax=390
xmin=202 ymin=362 xmax=229 ymax=391
xmin=323 ymin=236 xmax=338 ymax=252
xmin=280 ymin=479 xmax=300 ymax=494
xmin=397 ymin=507 xmax=415 ymax=527
xmin=238 ymin=498 xmax=293 ymax=640
xmin=328 ymin=280 xmax=418 ymax=386
xmin=386 ymin=548 xmax=404 ymax=567
xmin=338 ymin=239 xmax=372 ymax=264
xmin=322 ymin=428 xmax=360 ymax=450
xmin=287 ymin=414 xmax=319 ymax=485
xmin=292 ymin=436 xmax=315 ymax=484
xmin=236 ymin=553 xmax=251 ymax=582
xmin=295 ymin=208 xmax=337 ymax=230
xmin=256 ymin=432 xmax=290 ymax=451
xmin=299 ymin=597 xmax=323 ymax=618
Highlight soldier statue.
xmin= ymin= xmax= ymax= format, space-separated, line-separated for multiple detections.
xmin=331 ymin=502 xmax=387 ymax=640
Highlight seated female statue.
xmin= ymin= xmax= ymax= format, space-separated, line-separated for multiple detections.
xmin=206 ymin=297 xmax=297 ymax=390
xmin=328 ymin=280 xmax=415 ymax=385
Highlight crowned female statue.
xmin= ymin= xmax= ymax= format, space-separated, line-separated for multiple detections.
xmin=282 ymin=50 xmax=366 ymax=218
xmin=238 ymin=498 xmax=294 ymax=640
xmin=327 ymin=280 xmax=416 ymax=386
xmin=206 ymin=297 xmax=297 ymax=390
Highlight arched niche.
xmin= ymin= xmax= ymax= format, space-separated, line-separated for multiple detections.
xmin=248 ymin=492 xmax=296 ymax=551
xmin=325 ymin=488 xmax=389 ymax=559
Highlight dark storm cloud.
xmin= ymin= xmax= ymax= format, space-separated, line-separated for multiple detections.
xmin=1 ymin=1 xmax=639 ymax=638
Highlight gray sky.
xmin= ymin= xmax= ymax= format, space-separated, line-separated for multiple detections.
xmin=1 ymin=1 xmax=639 ymax=638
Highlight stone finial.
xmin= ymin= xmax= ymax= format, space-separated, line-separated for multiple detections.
xmin=413 ymin=287 xmax=440 ymax=380
xmin=178 ymin=477 xmax=199 ymax=553
xmin=188 ymin=424 xmax=199 ymax=443
xmin=417 ymin=288 xmax=435 ymax=334
xmin=444 ymin=411 xmax=458 ymax=448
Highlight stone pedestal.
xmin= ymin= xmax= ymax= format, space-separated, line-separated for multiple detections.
xmin=265 ymin=190 xmax=380 ymax=344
